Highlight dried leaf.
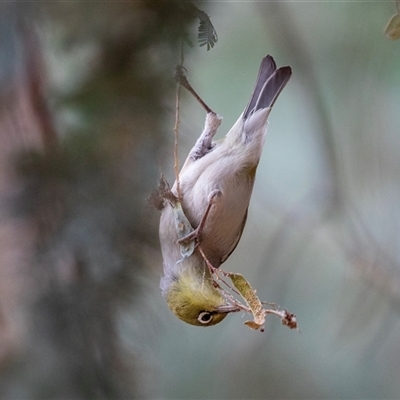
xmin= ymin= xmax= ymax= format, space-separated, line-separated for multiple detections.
xmin=385 ymin=13 xmax=400 ymax=40
xmin=157 ymin=176 xmax=195 ymax=258
xmin=229 ymin=273 xmax=266 ymax=330
xmin=244 ymin=321 xmax=264 ymax=331
xmin=171 ymin=200 xmax=195 ymax=258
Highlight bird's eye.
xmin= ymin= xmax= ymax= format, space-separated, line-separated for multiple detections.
xmin=198 ymin=311 xmax=213 ymax=324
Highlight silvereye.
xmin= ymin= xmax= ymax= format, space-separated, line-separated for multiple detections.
xmin=159 ymin=55 xmax=292 ymax=326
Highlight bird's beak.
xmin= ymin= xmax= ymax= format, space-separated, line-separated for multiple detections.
xmin=216 ymin=304 xmax=242 ymax=314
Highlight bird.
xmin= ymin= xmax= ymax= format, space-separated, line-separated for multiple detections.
xmin=158 ymin=55 xmax=292 ymax=326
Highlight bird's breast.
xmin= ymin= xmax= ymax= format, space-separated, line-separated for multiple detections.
xmin=179 ymin=152 xmax=257 ymax=267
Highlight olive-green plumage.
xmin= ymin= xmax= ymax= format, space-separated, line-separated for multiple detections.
xmin=164 ymin=260 xmax=228 ymax=326
xmin=159 ymin=55 xmax=292 ymax=327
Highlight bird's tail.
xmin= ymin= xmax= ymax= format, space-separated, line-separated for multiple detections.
xmin=243 ymin=55 xmax=292 ymax=120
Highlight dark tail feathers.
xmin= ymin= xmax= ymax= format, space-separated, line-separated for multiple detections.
xmin=243 ymin=55 xmax=292 ymax=120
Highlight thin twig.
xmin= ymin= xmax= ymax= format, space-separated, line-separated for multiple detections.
xmin=174 ymin=83 xmax=181 ymax=200
xmin=198 ymin=245 xmax=240 ymax=294
xmin=197 ymin=244 xmax=298 ymax=329
xmin=173 ymin=41 xmax=184 ymax=200
xmin=197 ymin=245 xmax=254 ymax=307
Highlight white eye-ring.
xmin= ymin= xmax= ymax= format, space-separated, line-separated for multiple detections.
xmin=198 ymin=311 xmax=213 ymax=324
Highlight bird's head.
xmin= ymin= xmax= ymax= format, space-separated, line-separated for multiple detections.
xmin=162 ymin=261 xmax=239 ymax=327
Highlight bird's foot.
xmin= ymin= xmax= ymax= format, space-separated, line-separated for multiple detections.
xmin=177 ymin=189 xmax=221 ymax=246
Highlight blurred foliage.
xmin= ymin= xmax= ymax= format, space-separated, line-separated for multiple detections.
xmin=0 ymin=1 xmax=211 ymax=399
xmin=1 ymin=1 xmax=400 ymax=400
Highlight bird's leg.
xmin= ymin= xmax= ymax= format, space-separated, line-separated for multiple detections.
xmin=189 ymin=112 xmax=222 ymax=161
xmin=175 ymin=65 xmax=222 ymax=160
xmin=177 ymin=189 xmax=220 ymax=246
xmin=175 ymin=65 xmax=215 ymax=114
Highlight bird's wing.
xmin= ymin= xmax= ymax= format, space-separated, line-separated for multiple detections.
xmin=220 ymin=207 xmax=248 ymax=265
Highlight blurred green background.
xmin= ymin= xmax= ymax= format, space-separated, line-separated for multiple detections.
xmin=0 ymin=1 xmax=399 ymax=399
